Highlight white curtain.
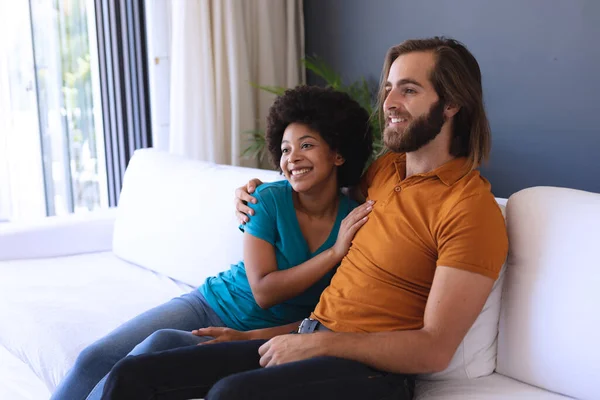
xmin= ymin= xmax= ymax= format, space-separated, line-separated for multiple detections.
xmin=168 ymin=0 xmax=304 ymax=168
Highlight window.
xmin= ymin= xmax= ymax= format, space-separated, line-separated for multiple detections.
xmin=1 ymin=1 xmax=46 ymax=221
xmin=0 ymin=0 xmax=151 ymax=222
xmin=30 ymin=0 xmax=108 ymax=215
xmin=0 ymin=0 xmax=106 ymax=221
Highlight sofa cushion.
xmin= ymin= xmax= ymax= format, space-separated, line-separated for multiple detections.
xmin=421 ymin=265 xmax=507 ymax=381
xmin=415 ymin=372 xmax=571 ymax=399
xmin=0 ymin=252 xmax=191 ymax=392
xmin=497 ymin=186 xmax=600 ymax=399
xmin=112 ymin=149 xmax=283 ymax=288
xmin=419 ymin=202 xmax=507 ymax=381
xmin=0 ymin=207 xmax=117 ymax=261
xmin=0 ymin=345 xmax=51 ymax=400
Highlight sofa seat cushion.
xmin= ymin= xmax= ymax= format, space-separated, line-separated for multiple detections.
xmin=0 ymin=252 xmax=192 ymax=392
xmin=415 ymin=372 xmax=571 ymax=399
xmin=0 ymin=344 xmax=50 ymax=400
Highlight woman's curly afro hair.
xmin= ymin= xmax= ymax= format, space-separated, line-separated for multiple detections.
xmin=266 ymin=85 xmax=374 ymax=188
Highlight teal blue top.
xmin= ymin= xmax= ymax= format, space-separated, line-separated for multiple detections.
xmin=199 ymin=180 xmax=357 ymax=331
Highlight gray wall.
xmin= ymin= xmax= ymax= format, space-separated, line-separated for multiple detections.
xmin=304 ymin=0 xmax=600 ymax=198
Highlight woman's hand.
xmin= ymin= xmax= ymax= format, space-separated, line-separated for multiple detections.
xmin=234 ymin=179 xmax=264 ymax=224
xmin=331 ymin=200 xmax=374 ymax=261
xmin=192 ymin=327 xmax=251 ymax=345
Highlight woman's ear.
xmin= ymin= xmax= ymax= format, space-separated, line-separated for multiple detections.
xmin=335 ymin=154 xmax=345 ymax=166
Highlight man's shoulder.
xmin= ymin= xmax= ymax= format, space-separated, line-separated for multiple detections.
xmin=435 ymin=171 xmax=509 ymax=279
xmin=455 ymin=170 xmax=496 ymax=200
xmin=445 ymin=171 xmax=504 ymax=218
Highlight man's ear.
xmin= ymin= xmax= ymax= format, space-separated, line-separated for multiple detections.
xmin=444 ymin=103 xmax=461 ymax=119
xmin=335 ymin=154 xmax=345 ymax=166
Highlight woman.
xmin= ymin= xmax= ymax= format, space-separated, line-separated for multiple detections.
xmin=51 ymin=85 xmax=374 ymax=400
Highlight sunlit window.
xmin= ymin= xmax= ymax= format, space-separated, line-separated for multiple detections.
xmin=0 ymin=0 xmax=107 ymax=221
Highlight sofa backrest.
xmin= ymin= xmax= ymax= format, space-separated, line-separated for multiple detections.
xmin=497 ymin=186 xmax=600 ymax=399
xmin=112 ymin=149 xmax=282 ymax=287
xmin=113 ymin=149 xmax=512 ymax=382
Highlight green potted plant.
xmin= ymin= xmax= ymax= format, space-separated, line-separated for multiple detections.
xmin=242 ymin=56 xmax=384 ymax=168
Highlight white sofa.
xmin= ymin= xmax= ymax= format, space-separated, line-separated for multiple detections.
xmin=0 ymin=149 xmax=598 ymax=400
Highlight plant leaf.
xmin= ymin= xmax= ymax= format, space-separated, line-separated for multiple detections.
xmin=241 ymin=129 xmax=267 ymax=160
xmin=302 ymin=56 xmax=342 ymax=89
xmin=252 ymin=83 xmax=287 ymax=96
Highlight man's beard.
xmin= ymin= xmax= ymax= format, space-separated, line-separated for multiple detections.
xmin=383 ymin=100 xmax=446 ymax=153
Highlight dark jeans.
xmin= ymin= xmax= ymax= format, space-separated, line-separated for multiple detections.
xmin=101 ymin=339 xmax=414 ymax=400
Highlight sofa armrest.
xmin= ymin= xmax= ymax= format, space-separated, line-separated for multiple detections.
xmin=0 ymin=208 xmax=118 ymax=261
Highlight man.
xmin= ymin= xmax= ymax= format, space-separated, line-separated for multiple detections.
xmin=103 ymin=37 xmax=508 ymax=400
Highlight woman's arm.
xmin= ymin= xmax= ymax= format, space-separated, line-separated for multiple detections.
xmin=246 ymin=321 xmax=301 ymax=339
xmin=244 ymin=235 xmax=340 ymax=309
xmin=192 ymin=321 xmax=301 ymax=344
xmin=244 ymin=201 xmax=374 ymax=309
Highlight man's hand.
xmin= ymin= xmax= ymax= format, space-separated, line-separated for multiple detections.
xmin=192 ymin=327 xmax=250 ymax=345
xmin=258 ymin=333 xmax=331 ymax=367
xmin=234 ymin=179 xmax=263 ymax=224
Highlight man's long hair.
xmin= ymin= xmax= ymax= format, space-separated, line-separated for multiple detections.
xmin=376 ymin=37 xmax=491 ymax=171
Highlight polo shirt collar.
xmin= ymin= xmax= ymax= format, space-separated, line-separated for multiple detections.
xmin=393 ymin=153 xmax=471 ymax=186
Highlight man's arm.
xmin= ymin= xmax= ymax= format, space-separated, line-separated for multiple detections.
xmin=237 ymin=181 xmax=366 ymax=223
xmin=259 ymin=266 xmax=494 ymax=374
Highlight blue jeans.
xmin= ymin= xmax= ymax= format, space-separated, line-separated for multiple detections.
xmin=101 ymin=340 xmax=415 ymax=400
xmin=50 ymin=290 xmax=225 ymax=400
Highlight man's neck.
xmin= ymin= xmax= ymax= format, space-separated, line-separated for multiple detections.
xmin=405 ymin=128 xmax=455 ymax=178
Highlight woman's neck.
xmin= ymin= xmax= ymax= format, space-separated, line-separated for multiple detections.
xmin=293 ymin=178 xmax=340 ymax=219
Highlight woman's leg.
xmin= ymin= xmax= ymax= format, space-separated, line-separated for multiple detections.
xmin=101 ymin=340 xmax=267 ymax=400
xmin=86 ymin=329 xmax=212 ymax=400
xmin=51 ymin=291 xmax=224 ymax=400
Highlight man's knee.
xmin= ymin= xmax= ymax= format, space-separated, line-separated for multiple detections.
xmin=101 ymin=356 xmax=144 ymax=396
xmin=109 ymin=355 xmax=138 ymax=379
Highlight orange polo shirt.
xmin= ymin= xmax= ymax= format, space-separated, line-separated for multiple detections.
xmin=311 ymin=152 xmax=508 ymax=333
